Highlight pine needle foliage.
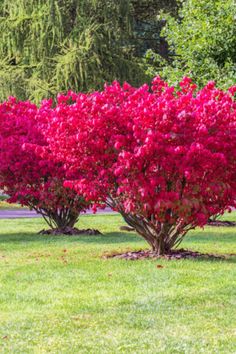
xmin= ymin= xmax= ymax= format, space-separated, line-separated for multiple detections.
xmin=0 ymin=0 xmax=148 ymax=102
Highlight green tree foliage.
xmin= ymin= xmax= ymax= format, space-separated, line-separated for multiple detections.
xmin=0 ymin=0 xmax=150 ymax=102
xmin=147 ymin=0 xmax=236 ymax=88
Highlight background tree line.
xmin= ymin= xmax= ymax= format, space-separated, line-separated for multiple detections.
xmin=0 ymin=0 xmax=234 ymax=103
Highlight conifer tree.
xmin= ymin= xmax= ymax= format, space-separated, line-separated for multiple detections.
xmin=0 ymin=0 xmax=148 ymax=102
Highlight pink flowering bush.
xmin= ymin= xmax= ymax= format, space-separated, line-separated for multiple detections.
xmin=39 ymin=77 xmax=236 ymax=254
xmin=0 ymin=98 xmax=89 ymax=231
xmin=3 ymin=78 xmax=235 ymax=253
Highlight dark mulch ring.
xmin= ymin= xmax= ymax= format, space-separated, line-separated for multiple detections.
xmin=39 ymin=227 xmax=102 ymax=236
xmin=207 ymin=220 xmax=236 ymax=227
xmin=103 ymin=248 xmax=235 ymax=261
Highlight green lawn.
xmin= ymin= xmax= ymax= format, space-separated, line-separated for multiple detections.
xmin=0 ymin=214 xmax=235 ymax=353
xmin=0 ymin=202 xmax=27 ymax=210
xmin=0 ymin=195 xmax=27 ymax=210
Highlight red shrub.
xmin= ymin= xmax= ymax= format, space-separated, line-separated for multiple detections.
xmin=33 ymin=79 xmax=236 ymax=253
xmin=0 ymin=98 xmax=88 ymax=230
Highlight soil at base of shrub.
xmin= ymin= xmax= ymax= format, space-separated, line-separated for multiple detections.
xmin=103 ymin=248 xmax=228 ymax=260
xmin=207 ymin=220 xmax=236 ymax=227
xmin=38 ymin=227 xmax=102 ymax=236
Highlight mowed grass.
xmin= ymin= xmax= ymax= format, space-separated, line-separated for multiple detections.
xmin=0 ymin=202 xmax=27 ymax=210
xmin=0 ymin=196 xmax=27 ymax=210
xmin=0 ymin=214 xmax=236 ymax=353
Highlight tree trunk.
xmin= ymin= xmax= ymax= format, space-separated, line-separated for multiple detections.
xmin=118 ymin=210 xmax=190 ymax=256
xmin=149 ymin=235 xmax=171 ymax=255
xmin=34 ymin=207 xmax=80 ymax=231
xmin=106 ymin=197 xmax=195 ymax=255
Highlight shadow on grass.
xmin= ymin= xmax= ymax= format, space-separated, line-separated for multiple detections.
xmin=185 ymin=231 xmax=236 ymax=244
xmin=0 ymin=230 xmax=235 ymax=246
xmin=78 ymin=232 xmax=141 ymax=244
xmin=193 ymin=255 xmax=236 ymax=264
xmin=0 ymin=231 xmax=142 ymax=245
xmin=0 ymin=230 xmax=235 ymax=264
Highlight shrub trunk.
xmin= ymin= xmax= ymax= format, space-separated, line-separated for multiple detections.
xmin=120 ymin=211 xmax=191 ymax=255
xmin=34 ymin=207 xmax=80 ymax=231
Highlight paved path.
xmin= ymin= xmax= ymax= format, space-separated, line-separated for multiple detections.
xmin=0 ymin=207 xmax=115 ymax=219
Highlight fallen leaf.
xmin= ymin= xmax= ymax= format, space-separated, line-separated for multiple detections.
xmin=156 ymin=265 xmax=164 ymax=268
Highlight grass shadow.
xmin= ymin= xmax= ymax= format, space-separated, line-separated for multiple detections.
xmin=0 ymin=231 xmax=142 ymax=245
xmin=190 ymin=255 xmax=236 ymax=264
xmin=0 ymin=227 xmax=236 ymax=265
xmin=77 ymin=232 xmax=141 ymax=244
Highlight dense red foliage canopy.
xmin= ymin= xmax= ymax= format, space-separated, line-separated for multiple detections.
xmin=38 ymin=78 xmax=236 ymax=252
xmin=0 ymin=98 xmax=88 ymax=229
xmin=2 ymin=78 xmax=235 ymax=251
